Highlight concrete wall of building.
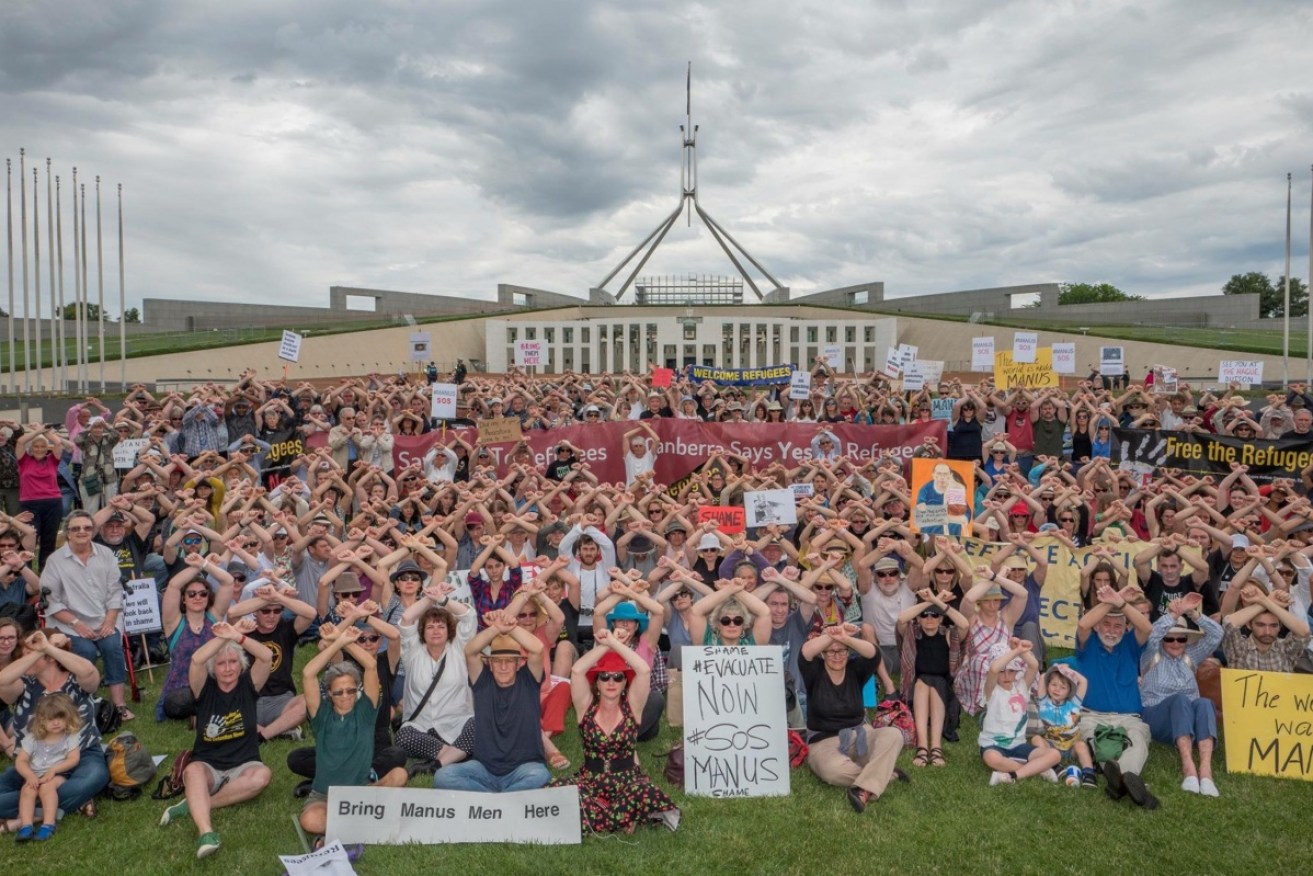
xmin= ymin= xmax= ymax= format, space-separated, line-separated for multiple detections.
xmin=496 ymin=284 xmax=584 ymax=308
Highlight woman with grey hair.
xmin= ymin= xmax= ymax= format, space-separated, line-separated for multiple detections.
xmin=688 ymin=581 xmax=772 ymax=646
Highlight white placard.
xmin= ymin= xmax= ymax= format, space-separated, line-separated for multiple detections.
xmin=278 ymin=330 xmax=303 ymax=363
xmin=514 ymin=341 xmax=544 ymax=367
xmin=971 ymin=337 xmax=995 ymax=372
xmin=791 ymin=482 xmax=814 ymax=499
xmin=822 ymin=345 xmax=842 ymax=369
xmin=430 ymin=383 xmax=458 ymax=420
xmin=410 ymin=332 xmax=432 ymax=363
xmin=1100 ymin=346 xmax=1124 ymax=376
xmin=1219 ymin=360 xmax=1264 ymax=387
xmin=326 ymin=786 xmax=581 ymax=845
xmin=1051 ymin=342 xmax=1076 ymax=375
xmin=122 ymin=578 xmax=162 ymax=635
xmin=788 ymin=370 xmax=812 ymax=401
xmin=883 ymin=348 xmax=902 ymax=379
xmin=1156 ymin=367 xmax=1178 ymax=394
xmin=743 ymin=488 xmax=797 ymax=527
xmin=280 ymin=840 xmax=358 ymax=876
xmin=113 ymin=438 xmax=149 ymax=469
xmin=897 ymin=344 xmax=918 ymax=369
xmin=682 ymin=645 xmax=789 ymax=798
xmin=902 ymin=363 xmax=925 ymax=392
xmin=1013 ymin=332 xmax=1038 ymax=364
xmin=916 ymin=360 xmax=944 ymax=386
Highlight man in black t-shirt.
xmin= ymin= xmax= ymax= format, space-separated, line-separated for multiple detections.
xmin=159 ymin=621 xmax=273 ymax=859
xmin=799 ymin=623 xmax=905 ymax=813
xmin=1134 ymin=539 xmax=1214 ymax=621
xmin=228 ymin=582 xmax=317 ymax=741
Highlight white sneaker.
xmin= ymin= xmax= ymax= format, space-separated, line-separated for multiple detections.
xmin=989 ymin=771 xmax=1014 ymax=786
xmin=1199 ymin=778 xmax=1219 ymax=797
xmin=1181 ymin=776 xmax=1200 ymax=794
xmin=1039 ymin=768 xmax=1058 ymax=783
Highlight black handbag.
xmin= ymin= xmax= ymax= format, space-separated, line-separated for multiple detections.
xmin=81 ymin=470 xmax=104 ymax=497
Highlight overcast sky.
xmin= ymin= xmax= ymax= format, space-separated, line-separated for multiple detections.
xmin=2 ymin=0 xmax=1311 ymax=317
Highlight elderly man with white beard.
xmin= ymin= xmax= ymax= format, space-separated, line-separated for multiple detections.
xmin=1075 ymin=584 xmax=1158 ymax=810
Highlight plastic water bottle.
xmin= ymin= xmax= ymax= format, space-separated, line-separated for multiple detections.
xmin=1063 ymin=765 xmax=1082 ymax=787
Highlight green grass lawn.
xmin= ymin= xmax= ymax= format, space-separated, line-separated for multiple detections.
xmin=12 ymin=642 xmax=1313 ymax=875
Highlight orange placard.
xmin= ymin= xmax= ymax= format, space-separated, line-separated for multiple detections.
xmin=909 ymin=457 xmax=975 ymax=537
xmin=697 ymin=505 xmax=745 ymax=535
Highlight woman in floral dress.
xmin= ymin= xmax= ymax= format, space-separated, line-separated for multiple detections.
xmin=551 ymin=630 xmax=678 ymax=834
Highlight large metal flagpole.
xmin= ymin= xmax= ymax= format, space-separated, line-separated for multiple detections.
xmin=72 ymin=168 xmax=83 ymax=392
xmin=46 ymin=160 xmax=55 ymax=391
xmin=56 ymin=175 xmax=65 ymax=392
xmin=1308 ymin=164 xmax=1312 ymax=386
xmin=96 ymin=175 xmax=105 ymax=391
xmin=118 ymin=184 xmax=125 ymax=389
xmin=80 ymin=180 xmax=88 ymax=393
xmin=20 ymin=149 xmax=29 ymax=394
xmin=1283 ymin=172 xmax=1292 ymax=390
xmin=32 ymin=168 xmax=42 ymax=392
xmin=5 ymin=160 xmax=13 ymax=394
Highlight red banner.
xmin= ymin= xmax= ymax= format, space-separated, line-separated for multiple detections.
xmin=393 ymin=420 xmax=945 ymax=486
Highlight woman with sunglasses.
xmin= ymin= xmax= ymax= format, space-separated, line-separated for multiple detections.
xmin=689 ymin=581 xmax=772 ymax=648
xmin=593 ymin=577 xmax=668 ymax=742
xmin=552 ymin=629 xmax=678 ymax=834
xmin=790 ymin=398 xmax=818 ymax=423
xmin=158 ymin=554 xmax=236 ymax=721
xmin=897 ymin=588 xmax=968 ymax=766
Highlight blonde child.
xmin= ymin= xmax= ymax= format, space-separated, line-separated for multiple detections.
xmin=978 ymin=637 xmax=1061 ymax=785
xmin=15 ymin=693 xmax=83 ymax=842
xmin=1031 ymin=663 xmax=1097 ymax=788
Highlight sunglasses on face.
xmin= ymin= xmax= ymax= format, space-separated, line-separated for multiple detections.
xmin=673 ymin=590 xmax=692 ymax=599
xmin=184 ymin=590 xmax=209 ymax=598
xmin=516 ymin=611 xmax=537 ymax=619
xmin=596 ymin=672 xmax=627 ymax=683
xmin=875 ymin=570 xmax=900 ymax=579
xmin=182 ymin=537 xmax=202 ymax=545
xmin=719 ymin=615 xmax=745 ymax=626
xmin=813 ymin=584 xmax=835 ymax=592
xmin=934 ymin=568 xmax=955 ymax=575
xmin=823 ymin=649 xmax=848 ymax=657
xmin=1162 ymin=636 xmax=1188 ymax=644
xmin=258 ymin=607 xmax=282 ymax=615
xmin=919 ymin=610 xmax=941 ymax=619
xmin=327 ymin=687 xmax=360 ymax=698
xmin=359 ymin=634 xmax=382 ymax=644
xmin=67 ymin=525 xmax=95 ymax=534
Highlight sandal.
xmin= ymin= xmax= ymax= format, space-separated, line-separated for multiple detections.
xmin=548 ymin=752 xmax=571 ymax=770
xmin=929 ymin=747 xmax=947 ymax=767
xmin=79 ymin=800 xmax=98 ymax=819
xmin=116 ymin=705 xmax=136 ymax=722
xmin=911 ymin=747 xmax=930 ymax=767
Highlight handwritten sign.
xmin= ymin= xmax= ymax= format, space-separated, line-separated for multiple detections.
xmin=1051 ymin=342 xmax=1076 ymax=375
xmin=682 ymin=646 xmax=789 ymax=797
xmin=1219 ymin=360 xmax=1264 ymax=387
xmin=514 ymin=341 xmax=544 ymax=367
xmin=902 ymin=363 xmax=925 ymax=392
xmin=1100 ymin=345 xmax=1124 ymax=376
xmin=1221 ymin=668 xmax=1313 ymax=781
xmin=113 ymin=438 xmax=149 ymax=469
xmin=743 ymin=488 xmax=797 ymax=528
xmin=1013 ymin=331 xmax=1038 ymax=364
xmin=897 ymin=344 xmax=918 ymax=370
xmin=882 ymin=348 xmax=901 ymax=379
xmin=994 ymin=349 xmax=1058 ymax=390
xmin=326 ymin=786 xmax=582 ymax=845
xmin=822 ymin=345 xmax=842 ymax=369
xmin=430 ymin=383 xmax=458 ymax=421
xmin=788 ymin=370 xmax=812 ymax=401
xmin=278 ymin=330 xmax=303 ymax=363
xmin=697 ymin=505 xmax=745 ymax=535
xmin=478 ymin=417 xmax=523 ymax=445
xmin=971 ymin=337 xmax=995 ymax=373
xmin=916 ymin=360 xmax=944 ymax=387
xmin=122 ymin=578 xmax=162 ymax=635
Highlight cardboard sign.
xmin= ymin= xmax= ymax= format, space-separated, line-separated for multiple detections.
xmin=788 ymin=370 xmax=812 ymax=401
xmin=1221 ymin=668 xmax=1313 ymax=781
xmin=902 ymin=362 xmax=925 ymax=392
xmin=994 ymin=349 xmax=1058 ymax=390
xmin=122 ymin=578 xmax=162 ymax=635
xmin=1051 ymin=342 xmax=1076 ymax=375
xmin=883 ymin=348 xmax=902 ymax=379
xmin=113 ymin=438 xmax=149 ymax=469
xmin=430 ymin=383 xmax=458 ymax=421
xmin=909 ymin=458 xmax=974 ymax=537
xmin=410 ymin=332 xmax=432 ymax=363
xmin=1219 ymin=360 xmax=1264 ymax=387
xmin=326 ymin=786 xmax=582 ymax=845
xmin=652 ymin=367 xmax=674 ymax=388
xmin=971 ymin=337 xmax=995 ymax=373
xmin=897 ymin=344 xmax=918 ymax=369
xmin=822 ymin=345 xmax=842 ymax=369
xmin=743 ymin=488 xmax=797 ymax=528
xmin=514 ymin=341 xmax=544 ymax=367
xmin=478 ymin=417 xmax=523 ymax=445
xmin=1100 ymin=345 xmax=1124 ymax=376
xmin=682 ymin=645 xmax=790 ymax=797
xmin=697 ymin=505 xmax=745 ymax=535
xmin=278 ymin=330 xmax=303 ymax=363
xmin=916 ymin=360 xmax=945 ymax=387
xmin=1013 ymin=331 xmax=1039 ymax=364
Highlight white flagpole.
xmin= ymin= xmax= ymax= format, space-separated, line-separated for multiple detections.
xmin=56 ymin=175 xmax=65 ymax=393
xmin=72 ymin=168 xmax=82 ymax=392
xmin=80 ymin=180 xmax=88 ymax=393
xmin=5 ymin=159 xmax=13 ymax=394
xmin=46 ymin=160 xmax=55 ymax=392
xmin=19 ymin=149 xmax=29 ymax=395
xmin=31 ymin=167 xmax=41 ymax=393
xmin=1284 ymin=172 xmax=1292 ymax=390
xmin=1308 ymin=164 xmax=1312 ymax=386
xmin=118 ymin=183 xmax=125 ymax=389
xmin=96 ymin=175 xmax=104 ymax=392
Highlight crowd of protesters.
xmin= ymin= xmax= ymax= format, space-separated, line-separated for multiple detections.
xmin=0 ymin=355 xmax=1310 ymax=855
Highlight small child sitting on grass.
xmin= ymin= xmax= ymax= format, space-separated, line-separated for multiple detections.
xmin=978 ymin=638 xmax=1061 ymax=785
xmin=1031 ymin=663 xmax=1097 ymax=788
xmin=14 ymin=693 xmax=82 ymax=843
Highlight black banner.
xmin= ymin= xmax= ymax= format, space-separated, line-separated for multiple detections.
xmin=1116 ymin=428 xmax=1313 ymax=481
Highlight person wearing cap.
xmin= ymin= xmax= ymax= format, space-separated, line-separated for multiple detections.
xmin=799 ymin=622 xmax=908 ymax=813
xmin=955 ymin=564 xmax=1029 ymax=716
xmin=978 ymin=637 xmax=1060 ymax=786
xmin=1076 ymin=584 xmax=1157 ymax=809
xmin=990 ymin=538 xmax=1050 ymax=664
xmin=431 ymin=609 xmax=550 ymax=793
xmin=1139 ymin=593 xmax=1224 ymax=796
xmin=454 ymin=510 xmax=490 ymax=569
xmin=616 ymin=528 xmax=664 ymax=577
xmin=687 ymin=530 xmax=727 ymax=586
xmin=621 ymin=422 xmax=660 ymax=487
xmin=593 ymin=582 xmax=667 ymax=741
xmin=859 ymin=551 xmax=920 ymax=671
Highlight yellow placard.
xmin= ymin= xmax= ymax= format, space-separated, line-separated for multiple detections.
xmin=958 ymin=536 xmax=1091 ymax=649
xmin=1221 ymin=668 xmax=1313 ymax=781
xmin=994 ymin=349 xmax=1058 ymax=390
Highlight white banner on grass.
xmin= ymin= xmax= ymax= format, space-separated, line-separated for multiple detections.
xmin=1013 ymin=332 xmax=1038 ymax=364
xmin=1051 ymin=342 xmax=1076 ymax=375
xmin=326 ymin=786 xmax=581 ymax=845
xmin=1219 ymin=360 xmax=1263 ymax=386
xmin=430 ymin=383 xmax=458 ymax=420
xmin=122 ymin=578 xmax=162 ymax=635
xmin=743 ymin=488 xmax=797 ymax=527
xmin=971 ymin=337 xmax=995 ymax=372
xmin=682 ymin=645 xmax=790 ymax=798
